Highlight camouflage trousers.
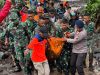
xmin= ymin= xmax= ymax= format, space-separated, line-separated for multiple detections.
xmin=15 ymin=46 xmax=33 ymax=75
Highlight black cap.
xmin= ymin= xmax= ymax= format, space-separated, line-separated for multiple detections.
xmin=75 ymin=20 xmax=84 ymax=28
xmin=39 ymin=26 xmax=49 ymax=37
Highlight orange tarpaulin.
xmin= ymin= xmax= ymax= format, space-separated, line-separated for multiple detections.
xmin=47 ymin=37 xmax=64 ymax=56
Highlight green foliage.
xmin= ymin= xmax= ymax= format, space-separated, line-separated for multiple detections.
xmin=84 ymin=0 xmax=100 ymax=21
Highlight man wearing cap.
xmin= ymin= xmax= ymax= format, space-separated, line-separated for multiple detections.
xmin=24 ymin=26 xmax=50 ymax=75
xmin=43 ymin=13 xmax=56 ymax=36
xmin=63 ymin=20 xmax=87 ymax=75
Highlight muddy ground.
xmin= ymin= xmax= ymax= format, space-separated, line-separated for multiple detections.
xmin=0 ymin=55 xmax=100 ymax=75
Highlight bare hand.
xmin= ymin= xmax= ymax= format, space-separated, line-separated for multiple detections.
xmin=61 ymin=37 xmax=67 ymax=41
xmin=24 ymin=49 xmax=29 ymax=56
xmin=64 ymin=32 xmax=70 ymax=38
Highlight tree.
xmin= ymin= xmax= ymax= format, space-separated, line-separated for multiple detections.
xmin=84 ymin=0 xmax=100 ymax=21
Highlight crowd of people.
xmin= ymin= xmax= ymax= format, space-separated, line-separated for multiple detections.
xmin=0 ymin=0 xmax=100 ymax=75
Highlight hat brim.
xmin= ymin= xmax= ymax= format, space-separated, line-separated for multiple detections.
xmin=43 ymin=33 xmax=49 ymax=37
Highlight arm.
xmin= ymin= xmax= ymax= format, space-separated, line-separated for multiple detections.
xmin=0 ymin=0 xmax=11 ymax=23
xmin=69 ymin=32 xmax=75 ymax=37
xmin=23 ymin=25 xmax=30 ymax=43
xmin=65 ymin=31 xmax=87 ymax=44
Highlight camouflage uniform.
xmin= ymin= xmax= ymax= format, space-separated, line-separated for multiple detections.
xmin=14 ymin=0 xmax=25 ymax=11
xmin=4 ymin=8 xmax=22 ymax=71
xmin=0 ymin=25 xmax=6 ymax=59
xmin=22 ymin=19 xmax=37 ymax=41
xmin=15 ymin=0 xmax=25 ymax=6
xmin=22 ymin=19 xmax=37 ymax=74
xmin=6 ymin=21 xmax=30 ymax=74
xmin=84 ymin=22 xmax=95 ymax=70
xmin=0 ymin=25 xmax=6 ymax=43
xmin=6 ymin=10 xmax=32 ymax=74
xmin=56 ymin=27 xmax=73 ymax=75
xmin=43 ymin=14 xmax=57 ymax=36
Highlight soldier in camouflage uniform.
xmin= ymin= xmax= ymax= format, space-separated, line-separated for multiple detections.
xmin=5 ymin=23 xmax=22 ymax=72
xmin=6 ymin=10 xmax=33 ymax=74
xmin=0 ymin=23 xmax=6 ymax=48
xmin=22 ymin=10 xmax=37 ymax=41
xmin=83 ymin=14 xmax=95 ymax=71
xmin=56 ymin=19 xmax=73 ymax=75
xmin=22 ymin=10 xmax=37 ymax=75
xmin=4 ymin=8 xmax=22 ymax=72
xmin=0 ymin=22 xmax=7 ymax=59
xmin=43 ymin=13 xmax=56 ymax=36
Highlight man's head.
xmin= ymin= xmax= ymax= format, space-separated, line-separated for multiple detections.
xmin=75 ymin=20 xmax=84 ymax=32
xmin=60 ymin=3 xmax=63 ymax=8
xmin=48 ymin=2 xmax=54 ymax=8
xmin=79 ymin=15 xmax=83 ymax=21
xmin=43 ymin=13 xmax=50 ymax=23
xmin=36 ymin=6 xmax=44 ymax=16
xmin=38 ymin=17 xmax=45 ymax=27
xmin=38 ymin=26 xmax=49 ymax=39
xmin=27 ymin=10 xmax=34 ymax=21
xmin=67 ymin=6 xmax=71 ymax=13
xmin=61 ymin=19 xmax=69 ymax=30
xmin=83 ymin=14 xmax=90 ymax=23
xmin=49 ymin=10 xmax=55 ymax=18
xmin=57 ymin=16 xmax=62 ymax=23
xmin=70 ymin=12 xmax=76 ymax=19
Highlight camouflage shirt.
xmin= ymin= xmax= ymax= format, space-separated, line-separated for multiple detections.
xmin=84 ymin=22 xmax=95 ymax=47
xmin=7 ymin=22 xmax=28 ymax=47
xmin=22 ymin=19 xmax=37 ymax=40
xmin=56 ymin=27 xmax=74 ymax=38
